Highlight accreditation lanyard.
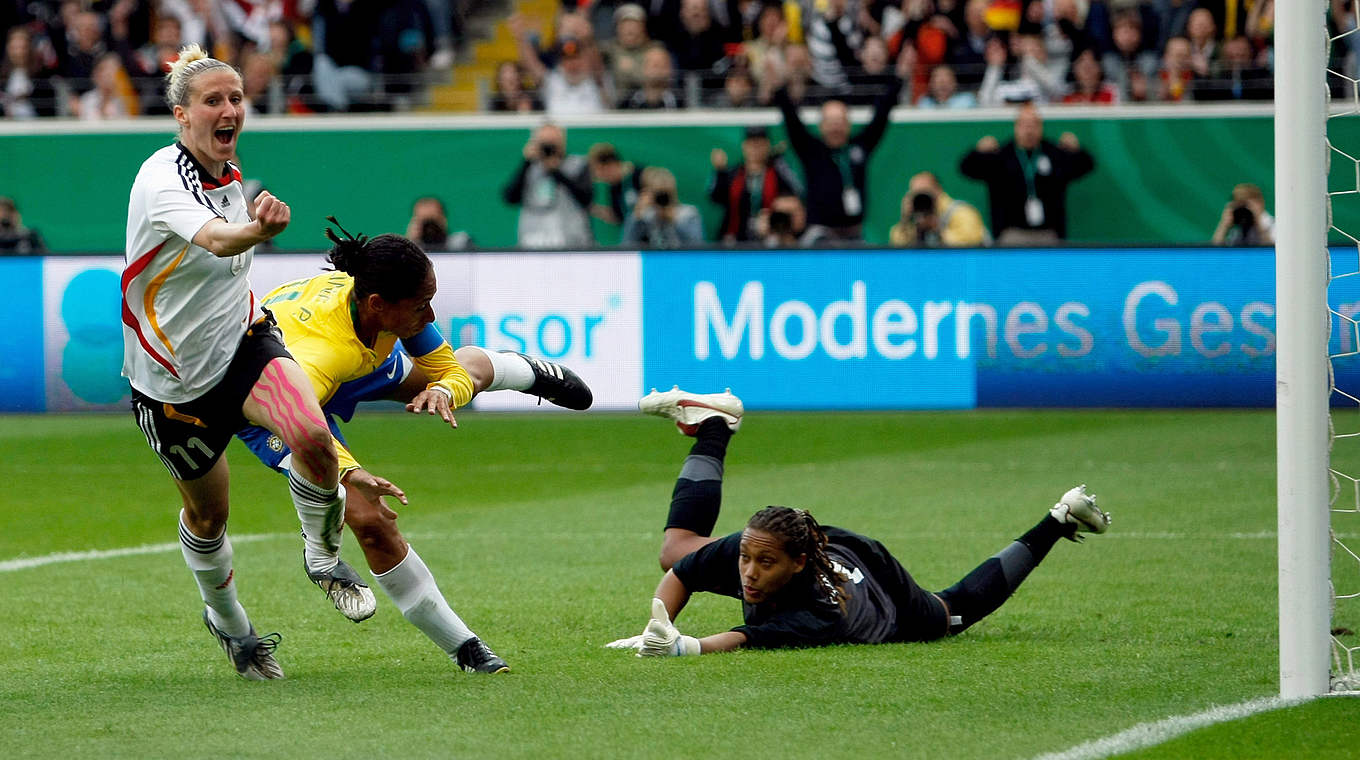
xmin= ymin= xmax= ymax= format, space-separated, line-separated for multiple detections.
xmin=832 ymin=148 xmax=862 ymax=216
xmin=532 ymin=170 xmax=557 ymax=206
xmin=1016 ymin=147 xmax=1040 ymax=198
xmin=1016 ymin=147 xmax=1046 ymax=226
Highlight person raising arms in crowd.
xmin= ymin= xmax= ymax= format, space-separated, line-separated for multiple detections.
xmin=236 ymin=222 xmax=594 ymax=673
xmin=607 ymin=388 xmax=1109 ymax=656
xmin=774 ymin=50 xmax=909 ymax=242
xmin=123 ymin=45 xmax=364 ymax=680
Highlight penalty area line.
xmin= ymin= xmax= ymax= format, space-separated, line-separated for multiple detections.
xmin=0 ymin=533 xmax=287 ymax=573
xmin=1029 ymin=695 xmax=1310 ymax=760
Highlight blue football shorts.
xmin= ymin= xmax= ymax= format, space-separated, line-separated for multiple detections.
xmin=236 ymin=349 xmax=413 ymax=473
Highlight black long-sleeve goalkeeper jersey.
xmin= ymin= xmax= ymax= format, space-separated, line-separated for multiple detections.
xmin=672 ymin=526 xmax=947 ymax=649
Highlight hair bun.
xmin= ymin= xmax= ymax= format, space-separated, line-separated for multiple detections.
xmin=324 ymin=218 xmax=371 ymax=275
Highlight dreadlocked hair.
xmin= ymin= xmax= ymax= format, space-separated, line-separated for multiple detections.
xmin=324 ymin=216 xmax=431 ymax=302
xmin=746 ymin=506 xmax=849 ymax=604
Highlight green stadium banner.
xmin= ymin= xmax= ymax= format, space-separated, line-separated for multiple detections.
xmin=0 ymin=107 xmax=1332 ymax=252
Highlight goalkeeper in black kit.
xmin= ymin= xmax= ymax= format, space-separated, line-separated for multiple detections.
xmin=607 ymin=389 xmax=1112 ymax=656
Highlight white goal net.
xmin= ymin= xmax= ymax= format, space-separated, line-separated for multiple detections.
xmin=1326 ymin=2 xmax=1360 ymax=694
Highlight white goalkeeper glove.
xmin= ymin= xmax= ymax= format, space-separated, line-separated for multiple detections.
xmin=604 ymin=633 xmax=645 ymax=651
xmin=637 ymin=597 xmax=700 ymax=657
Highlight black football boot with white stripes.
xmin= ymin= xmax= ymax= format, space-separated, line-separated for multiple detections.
xmin=203 ymin=609 xmax=285 ymax=680
xmin=509 ymin=351 xmax=593 ymax=410
xmin=456 ymin=637 xmax=510 ymax=674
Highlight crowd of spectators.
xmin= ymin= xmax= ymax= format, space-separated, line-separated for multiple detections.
xmin=0 ymin=0 xmax=471 ymax=119
xmin=498 ymin=96 xmax=1096 ymax=249
xmin=0 ymin=0 xmax=1300 ymax=120
xmin=0 ymin=0 xmax=1284 ymax=252
xmin=498 ymin=0 xmax=1290 ymax=116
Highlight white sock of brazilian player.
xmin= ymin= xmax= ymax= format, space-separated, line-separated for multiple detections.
xmin=372 ymin=547 xmax=475 ymax=655
xmin=664 ymin=418 xmax=734 ymax=537
xmin=466 ymin=346 xmax=536 ymax=392
xmin=289 ymin=468 xmax=346 ymax=575
xmin=178 ymin=512 xmax=252 ymax=638
xmin=936 ymin=515 xmax=1076 ymax=635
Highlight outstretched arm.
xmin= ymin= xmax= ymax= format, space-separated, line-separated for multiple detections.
xmin=402 ymin=325 xmax=475 ymax=427
xmin=647 ymin=572 xmax=748 ymax=654
xmin=774 ymin=85 xmax=818 ymax=159
xmin=653 ymin=568 xmax=692 ymax=619
xmin=856 ymin=75 xmax=904 ymax=154
xmin=607 ymin=570 xmax=749 ymax=655
xmin=509 ymin=13 xmax=548 ymax=82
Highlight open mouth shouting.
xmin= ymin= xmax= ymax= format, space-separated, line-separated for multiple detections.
xmin=213 ymin=125 xmax=237 ymax=147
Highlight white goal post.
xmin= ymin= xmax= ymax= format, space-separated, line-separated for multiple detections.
xmin=1276 ymin=0 xmax=1331 ymax=698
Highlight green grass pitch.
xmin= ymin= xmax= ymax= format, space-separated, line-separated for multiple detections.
xmin=0 ymin=408 xmax=1355 ymax=758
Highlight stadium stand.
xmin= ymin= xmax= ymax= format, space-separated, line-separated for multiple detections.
xmin=0 ymin=0 xmax=1294 ymax=117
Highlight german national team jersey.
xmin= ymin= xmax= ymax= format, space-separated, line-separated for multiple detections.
xmin=123 ymin=142 xmax=260 ymax=403
xmin=672 ymin=527 xmax=935 ymax=649
xmin=259 ymin=272 xmax=475 ymax=411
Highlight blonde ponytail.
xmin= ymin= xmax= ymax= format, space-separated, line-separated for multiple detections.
xmin=164 ymin=44 xmax=236 ymax=110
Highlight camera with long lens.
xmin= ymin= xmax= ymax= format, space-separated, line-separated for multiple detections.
xmin=769 ymin=210 xmax=794 ymax=235
xmin=910 ymin=192 xmax=935 ymax=218
xmin=419 ymin=219 xmax=447 ymax=246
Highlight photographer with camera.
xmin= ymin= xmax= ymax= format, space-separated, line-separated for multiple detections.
xmin=1211 ymin=183 xmax=1274 ymax=246
xmin=588 ymin=143 xmax=645 ymax=228
xmin=888 ymin=172 xmax=989 ymax=248
xmin=756 ymin=193 xmax=829 ymax=248
xmin=405 ymin=196 xmax=472 ymax=251
xmin=502 ymin=124 xmax=594 ymax=249
xmin=0 ymin=197 xmax=46 ymax=254
xmin=622 ymin=167 xmax=704 ymax=248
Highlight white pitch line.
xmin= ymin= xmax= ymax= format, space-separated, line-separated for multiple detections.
xmin=1029 ymin=695 xmax=1309 ymax=760
xmin=0 ymin=530 xmax=1328 ymax=573
xmin=0 ymin=533 xmax=287 ymax=573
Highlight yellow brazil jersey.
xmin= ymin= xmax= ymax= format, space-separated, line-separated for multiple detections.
xmin=260 ymin=271 xmax=475 ymax=472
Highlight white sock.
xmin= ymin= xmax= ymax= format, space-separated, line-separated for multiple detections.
xmin=372 ymin=546 xmax=474 ymax=654
xmin=468 ymin=346 xmax=535 ymax=392
xmin=178 ymin=512 xmax=251 ymax=638
xmin=289 ymin=468 xmax=345 ymax=574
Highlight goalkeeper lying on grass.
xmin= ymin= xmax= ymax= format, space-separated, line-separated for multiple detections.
xmin=607 ymin=388 xmax=1112 ymax=657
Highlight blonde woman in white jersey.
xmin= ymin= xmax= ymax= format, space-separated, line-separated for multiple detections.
xmin=123 ymin=45 xmax=399 ymax=679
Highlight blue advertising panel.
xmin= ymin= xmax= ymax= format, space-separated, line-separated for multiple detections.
xmin=973 ymin=248 xmax=1276 ymax=406
xmin=0 ymin=258 xmax=45 ymax=411
xmin=8 ymin=247 xmax=1360 ymax=413
xmin=642 ymin=248 xmax=1287 ymax=408
xmin=642 ymin=251 xmax=978 ymax=409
